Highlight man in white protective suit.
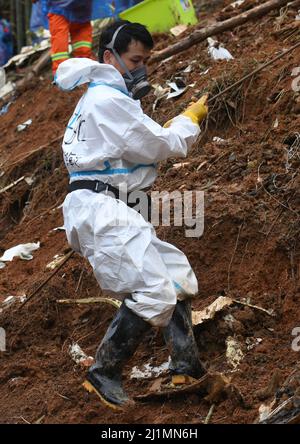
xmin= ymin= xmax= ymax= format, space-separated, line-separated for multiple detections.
xmin=55 ymin=20 xmax=209 ymax=411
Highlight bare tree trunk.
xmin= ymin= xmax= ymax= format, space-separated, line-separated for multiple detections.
xmin=150 ymin=0 xmax=297 ymax=64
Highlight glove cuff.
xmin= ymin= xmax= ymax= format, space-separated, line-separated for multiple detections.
xmin=181 ymin=111 xmax=199 ymax=125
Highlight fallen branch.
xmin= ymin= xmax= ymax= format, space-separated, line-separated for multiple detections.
xmin=0 ymin=176 xmax=24 ymax=194
xmin=232 ymin=299 xmax=274 ymax=316
xmin=57 ymin=297 xmax=121 ymax=309
xmin=192 ymin=295 xmax=274 ymax=326
xmin=204 ymin=404 xmax=215 ymax=424
xmin=150 ymin=0 xmax=296 ymax=64
xmin=3 ymin=134 xmax=63 ymax=173
xmin=207 ymin=40 xmax=300 ymax=104
xmin=20 ymin=250 xmax=74 ymax=308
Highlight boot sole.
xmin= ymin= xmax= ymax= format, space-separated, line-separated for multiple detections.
xmin=82 ymin=380 xmax=124 ymax=412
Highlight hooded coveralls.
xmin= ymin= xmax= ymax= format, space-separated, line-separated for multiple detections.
xmin=43 ymin=0 xmax=93 ymax=73
xmin=56 ymin=58 xmax=201 ymax=328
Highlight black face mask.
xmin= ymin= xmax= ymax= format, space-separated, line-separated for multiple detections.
xmin=122 ymin=65 xmax=151 ymax=100
xmin=105 ymin=25 xmax=151 ymax=100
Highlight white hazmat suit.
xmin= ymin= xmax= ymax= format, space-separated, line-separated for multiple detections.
xmin=56 ymin=58 xmax=201 ymax=327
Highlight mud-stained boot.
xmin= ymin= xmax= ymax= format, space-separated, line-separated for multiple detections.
xmin=83 ymin=301 xmax=151 ymax=411
xmin=162 ymin=299 xmax=206 ymax=383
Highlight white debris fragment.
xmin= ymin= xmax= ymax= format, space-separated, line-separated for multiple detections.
xmin=226 ymin=336 xmax=244 ymax=369
xmin=166 ymin=81 xmax=187 ymax=99
xmin=200 ymin=68 xmax=210 ymax=75
xmin=192 ymin=296 xmax=234 ymax=325
xmin=170 ymin=24 xmax=187 ymax=36
xmin=130 ymin=358 xmax=170 ymax=380
xmin=46 ymin=253 xmax=68 ymax=270
xmin=24 ymin=176 xmax=35 ymax=186
xmin=230 ymin=0 xmax=245 ymax=7
xmin=208 ymin=37 xmax=234 ymax=61
xmin=152 ymin=83 xmax=170 ymax=110
xmin=0 ymin=242 xmax=40 ymax=262
xmin=246 ymin=337 xmax=263 ymax=351
xmin=213 ymin=136 xmax=227 ymax=144
xmin=296 ymin=10 xmax=300 ymax=20
xmin=1 ymin=294 xmax=27 ymax=310
xmin=51 ymin=203 xmax=64 ymax=212
xmin=4 ymin=40 xmax=50 ymax=69
xmin=273 ymin=118 xmax=279 ymax=128
xmin=258 ymin=399 xmax=277 ymax=422
xmin=183 ymin=65 xmax=192 ymax=73
xmin=0 ymin=68 xmax=6 ymax=89
xmin=223 ymin=313 xmax=236 ymax=329
xmin=292 ymin=67 xmax=300 ymax=77
xmin=172 ymin=161 xmax=191 ymax=169
xmin=52 ymin=226 xmax=65 ymax=232
xmin=17 ymin=119 xmax=32 ymax=132
xmin=0 ymin=81 xmax=15 ymax=99
xmin=69 ymin=343 xmax=94 ymax=367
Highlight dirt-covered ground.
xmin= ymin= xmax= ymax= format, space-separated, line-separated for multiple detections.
xmin=0 ymin=0 xmax=300 ymax=424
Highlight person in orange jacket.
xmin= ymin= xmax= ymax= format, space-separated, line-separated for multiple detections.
xmin=32 ymin=0 xmax=94 ymax=75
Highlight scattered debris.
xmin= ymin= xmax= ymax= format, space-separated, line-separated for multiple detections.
xmin=200 ymin=68 xmax=210 ymax=76
xmin=0 ymin=67 xmax=5 ymax=89
xmin=223 ymin=313 xmax=237 ymax=329
xmin=0 ymin=102 xmax=12 ymax=116
xmin=172 ymin=161 xmax=191 ymax=169
xmin=152 ymin=83 xmax=170 ymax=110
xmin=24 ymin=176 xmax=35 ymax=186
xmin=208 ymin=37 xmax=234 ymax=61
xmin=46 ymin=253 xmax=70 ymax=270
xmin=150 ymin=0 xmax=294 ymax=64
xmin=0 ymin=295 xmax=27 ymax=313
xmin=258 ymin=399 xmax=277 ymax=422
xmin=17 ymin=119 xmax=32 ymax=132
xmin=51 ymin=226 xmax=65 ymax=232
xmin=130 ymin=358 xmax=170 ymax=380
xmin=4 ymin=40 xmax=50 ymax=69
xmin=192 ymin=296 xmax=233 ymax=325
xmin=69 ymin=343 xmax=94 ymax=368
xmin=213 ymin=136 xmax=228 ymax=144
xmin=135 ymin=372 xmax=231 ymax=403
xmin=192 ymin=294 xmax=274 ymax=326
xmin=0 ymin=81 xmax=15 ymax=99
xmin=170 ymin=24 xmax=188 ymax=36
xmin=166 ymin=79 xmax=187 ymax=99
xmin=182 ymin=61 xmax=197 ymax=73
xmin=245 ymin=337 xmax=263 ymax=350
xmin=230 ymin=0 xmax=245 ymax=7
xmin=0 ymin=242 xmax=40 ymax=268
xmin=226 ymin=336 xmax=244 ymax=369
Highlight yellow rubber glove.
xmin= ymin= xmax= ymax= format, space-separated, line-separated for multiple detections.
xmin=182 ymin=94 xmax=208 ymax=125
xmin=163 ymin=119 xmax=173 ymax=128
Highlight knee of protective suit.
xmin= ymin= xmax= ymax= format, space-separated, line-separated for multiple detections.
xmin=124 ymin=289 xmax=177 ymax=328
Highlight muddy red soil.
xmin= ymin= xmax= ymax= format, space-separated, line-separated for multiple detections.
xmin=0 ymin=0 xmax=299 ymax=424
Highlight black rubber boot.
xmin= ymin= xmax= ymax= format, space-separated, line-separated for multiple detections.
xmin=162 ymin=300 xmax=206 ymax=380
xmin=83 ymin=301 xmax=151 ymax=411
